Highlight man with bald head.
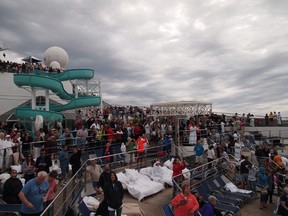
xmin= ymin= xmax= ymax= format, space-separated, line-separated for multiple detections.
xmin=18 ymin=171 xmax=49 ymax=216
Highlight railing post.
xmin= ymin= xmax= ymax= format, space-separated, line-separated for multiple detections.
xmin=62 ymin=187 xmax=67 ymax=216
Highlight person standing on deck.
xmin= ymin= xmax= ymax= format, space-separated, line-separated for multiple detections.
xmin=172 ymin=156 xmax=187 ymax=197
xmin=18 ymin=171 xmax=49 ymax=216
xmin=194 ymin=140 xmax=204 ymax=166
xmin=136 ymin=134 xmax=148 ymax=168
xmin=188 ymin=122 xmax=197 ymax=145
xmin=234 ymin=138 xmax=242 ymax=161
xmin=171 ymin=183 xmax=199 ymax=216
xmin=59 ymin=145 xmax=69 ymax=185
xmin=86 ymin=158 xmax=103 ymax=194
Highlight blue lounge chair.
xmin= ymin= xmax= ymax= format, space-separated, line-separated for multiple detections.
xmin=198 ymin=182 xmax=241 ymax=206
xmin=162 ymin=203 xmax=174 ymax=216
xmin=215 ymin=175 xmax=254 ymax=198
xmin=195 ymin=185 xmax=240 ymax=215
xmin=78 ymin=200 xmax=91 ymax=216
xmin=206 ymin=178 xmax=249 ymax=202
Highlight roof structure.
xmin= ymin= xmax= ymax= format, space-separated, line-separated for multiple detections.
xmin=150 ymin=100 xmax=212 ymax=116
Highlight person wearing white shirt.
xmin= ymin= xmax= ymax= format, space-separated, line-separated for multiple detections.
xmin=220 ymin=121 xmax=225 ymax=134
xmin=207 ymin=145 xmax=216 ymax=168
xmin=234 ymin=139 xmax=242 ymax=161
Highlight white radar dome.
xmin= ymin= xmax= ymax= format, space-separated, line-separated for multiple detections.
xmin=50 ymin=61 xmax=61 ymax=69
xmin=43 ymin=46 xmax=69 ymax=69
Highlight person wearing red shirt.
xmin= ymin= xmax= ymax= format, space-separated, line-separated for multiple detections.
xmin=172 ymin=156 xmax=187 ymax=197
xmin=106 ymin=125 xmax=114 ymax=144
xmin=136 ymin=134 xmax=148 ymax=168
xmin=171 ymin=183 xmax=199 ymax=216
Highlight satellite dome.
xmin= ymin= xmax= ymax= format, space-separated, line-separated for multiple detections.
xmin=43 ymin=46 xmax=69 ymax=69
xmin=50 ymin=61 xmax=61 ymax=69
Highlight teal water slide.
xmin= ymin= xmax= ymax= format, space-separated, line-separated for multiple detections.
xmin=13 ymin=69 xmax=101 ymax=121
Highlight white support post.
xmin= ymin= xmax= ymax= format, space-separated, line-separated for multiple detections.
xmin=74 ymin=84 xmax=78 ymax=98
xmin=100 ymin=79 xmax=103 ymax=113
xmin=31 ymin=87 xmax=36 ymax=110
xmin=45 ymin=89 xmax=49 ymax=111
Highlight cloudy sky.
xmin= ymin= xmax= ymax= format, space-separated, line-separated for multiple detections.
xmin=1 ymin=0 xmax=288 ymax=116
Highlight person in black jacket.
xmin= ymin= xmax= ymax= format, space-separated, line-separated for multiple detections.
xmin=104 ymin=171 xmax=124 ymax=216
xmin=98 ymin=164 xmax=112 ymax=191
xmin=35 ymin=149 xmax=52 ymax=173
xmin=69 ymin=148 xmax=82 ymax=176
xmin=3 ymin=169 xmax=23 ymax=204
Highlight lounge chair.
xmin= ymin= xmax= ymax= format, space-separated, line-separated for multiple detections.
xmin=215 ymin=175 xmax=254 ymax=198
xmin=162 ymin=203 xmax=174 ymax=216
xmin=0 ymin=204 xmax=21 ymax=216
xmin=195 ymin=185 xmax=240 ymax=215
xmin=197 ymin=182 xmax=242 ymax=206
xmin=78 ymin=200 xmax=91 ymax=216
xmin=206 ymin=178 xmax=250 ymax=202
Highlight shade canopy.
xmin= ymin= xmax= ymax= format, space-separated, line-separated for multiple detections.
xmin=22 ymin=56 xmax=42 ymax=63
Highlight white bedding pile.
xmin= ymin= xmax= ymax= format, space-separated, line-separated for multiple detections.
xmin=82 ymin=196 xmax=100 ymax=211
xmin=118 ymin=169 xmax=164 ymax=201
xmin=139 ymin=165 xmax=173 ymax=186
xmin=116 ymin=172 xmax=130 ymax=190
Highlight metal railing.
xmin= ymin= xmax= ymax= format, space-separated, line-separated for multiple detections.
xmin=39 ymin=142 xmax=172 ymax=216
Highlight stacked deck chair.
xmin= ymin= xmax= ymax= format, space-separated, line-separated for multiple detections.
xmin=206 ymin=178 xmax=249 ymax=203
xmin=215 ymin=175 xmax=255 ymax=198
xmin=192 ymin=167 xmax=217 ymax=180
xmin=200 ymin=181 xmax=243 ymax=206
xmin=0 ymin=188 xmax=21 ymax=216
xmin=196 ymin=184 xmax=240 ymax=216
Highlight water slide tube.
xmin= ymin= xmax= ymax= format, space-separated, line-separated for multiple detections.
xmin=13 ymin=69 xmax=100 ymax=121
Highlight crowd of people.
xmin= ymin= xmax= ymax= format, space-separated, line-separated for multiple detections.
xmin=0 ymin=59 xmax=62 ymax=74
xmin=0 ymin=105 xmax=286 ymax=215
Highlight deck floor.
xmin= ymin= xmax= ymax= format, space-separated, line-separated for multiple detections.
xmin=80 ymin=183 xmax=277 ymax=216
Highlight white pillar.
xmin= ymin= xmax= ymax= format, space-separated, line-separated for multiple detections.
xmin=100 ymin=79 xmax=103 ymax=113
xmin=74 ymin=84 xmax=78 ymax=98
xmin=31 ymin=87 xmax=36 ymax=110
xmin=45 ymin=89 xmax=49 ymax=111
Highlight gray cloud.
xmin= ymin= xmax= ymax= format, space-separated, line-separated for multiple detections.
xmin=0 ymin=0 xmax=288 ymax=116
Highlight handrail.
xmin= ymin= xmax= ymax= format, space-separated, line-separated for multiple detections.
xmin=39 ymin=142 xmax=172 ymax=215
xmin=172 ymin=155 xmax=227 ymax=192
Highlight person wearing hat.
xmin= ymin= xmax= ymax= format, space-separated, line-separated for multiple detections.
xmin=86 ymin=158 xmax=103 ymax=194
xmin=277 ymin=187 xmax=288 ymax=215
xmin=3 ymin=169 xmax=23 ymax=204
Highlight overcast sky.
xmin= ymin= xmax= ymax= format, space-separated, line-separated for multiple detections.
xmin=1 ymin=0 xmax=288 ymax=116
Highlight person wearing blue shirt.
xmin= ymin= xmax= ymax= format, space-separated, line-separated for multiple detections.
xmin=199 ymin=195 xmax=218 ymax=216
xmin=194 ymin=140 xmax=204 ymax=165
xmin=59 ymin=145 xmax=69 ymax=185
xmin=258 ymin=167 xmax=268 ymax=209
xmin=61 ymin=128 xmax=74 ymax=146
xmin=18 ymin=171 xmax=49 ymax=216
